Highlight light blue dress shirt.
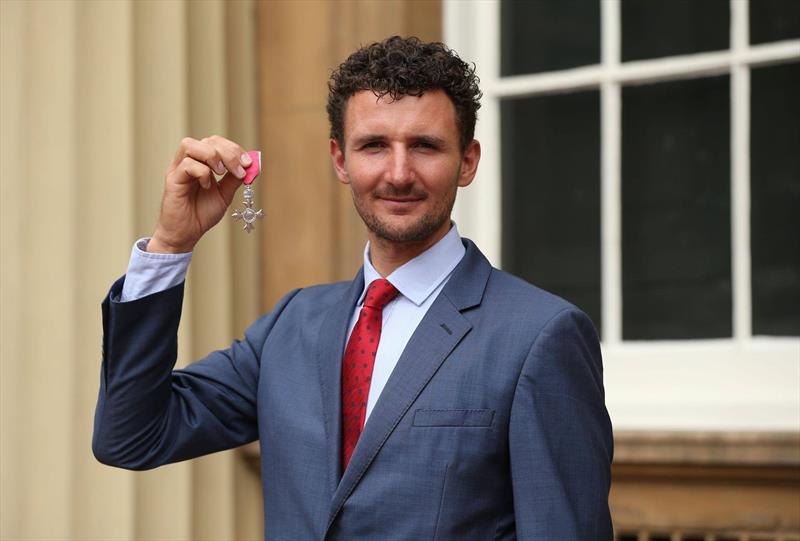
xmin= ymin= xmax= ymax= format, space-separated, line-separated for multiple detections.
xmin=119 ymin=224 xmax=466 ymax=422
xmin=120 ymin=238 xmax=192 ymax=302
xmin=350 ymin=224 xmax=465 ymax=422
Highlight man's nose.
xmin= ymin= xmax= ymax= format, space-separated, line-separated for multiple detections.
xmin=387 ymin=148 xmax=413 ymax=186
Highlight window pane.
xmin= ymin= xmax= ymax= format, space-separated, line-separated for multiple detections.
xmin=751 ymin=62 xmax=800 ymax=336
xmin=622 ymin=76 xmax=731 ymax=339
xmin=621 ymin=0 xmax=729 ymax=62
xmin=750 ymin=0 xmax=800 ymax=44
xmin=501 ymin=0 xmax=600 ymax=76
xmin=501 ymin=91 xmax=602 ymax=332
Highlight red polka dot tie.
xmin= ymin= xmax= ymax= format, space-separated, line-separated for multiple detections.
xmin=341 ymin=278 xmax=399 ymax=472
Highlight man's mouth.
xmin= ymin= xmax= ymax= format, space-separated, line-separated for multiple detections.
xmin=377 ymin=195 xmax=426 ymax=212
xmin=376 ymin=189 xmax=427 ymax=203
xmin=380 ymin=196 xmax=424 ymax=203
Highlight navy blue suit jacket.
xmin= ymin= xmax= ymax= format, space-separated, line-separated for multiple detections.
xmin=93 ymin=239 xmax=613 ymax=540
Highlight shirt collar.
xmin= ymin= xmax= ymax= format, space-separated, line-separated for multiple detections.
xmin=359 ymin=222 xmax=465 ymax=307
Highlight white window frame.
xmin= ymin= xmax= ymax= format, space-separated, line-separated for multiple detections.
xmin=445 ymin=0 xmax=800 ymax=432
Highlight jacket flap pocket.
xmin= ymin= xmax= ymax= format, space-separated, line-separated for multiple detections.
xmin=412 ymin=408 xmax=495 ymax=427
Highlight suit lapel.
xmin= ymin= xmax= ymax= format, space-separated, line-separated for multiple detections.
xmin=317 ymin=268 xmax=364 ymax=497
xmin=325 ymin=239 xmax=492 ymax=532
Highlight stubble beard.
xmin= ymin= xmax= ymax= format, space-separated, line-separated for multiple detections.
xmin=351 ymin=182 xmax=458 ymax=244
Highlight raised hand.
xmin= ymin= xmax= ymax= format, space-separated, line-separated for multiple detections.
xmin=148 ymin=136 xmax=250 ymax=253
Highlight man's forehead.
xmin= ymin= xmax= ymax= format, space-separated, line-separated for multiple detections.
xmin=343 ymin=89 xmax=458 ymax=136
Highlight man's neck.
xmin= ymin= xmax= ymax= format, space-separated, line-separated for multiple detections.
xmin=368 ymin=223 xmax=451 ymax=277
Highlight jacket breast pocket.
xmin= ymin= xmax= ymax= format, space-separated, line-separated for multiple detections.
xmin=412 ymin=408 xmax=495 ymax=427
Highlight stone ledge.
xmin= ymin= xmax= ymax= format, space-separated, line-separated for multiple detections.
xmin=613 ymin=430 xmax=800 ymax=466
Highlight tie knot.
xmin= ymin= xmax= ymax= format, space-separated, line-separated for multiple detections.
xmin=363 ymin=278 xmax=399 ymax=310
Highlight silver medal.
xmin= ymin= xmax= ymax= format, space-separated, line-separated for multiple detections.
xmin=232 ymin=183 xmax=264 ymax=233
xmin=232 ymin=151 xmax=264 ymax=233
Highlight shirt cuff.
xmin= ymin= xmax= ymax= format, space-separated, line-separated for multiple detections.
xmin=119 ymin=237 xmax=193 ymax=302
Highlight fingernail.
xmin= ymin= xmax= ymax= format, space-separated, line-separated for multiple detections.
xmin=214 ymin=161 xmax=225 ymax=175
xmin=236 ymin=165 xmax=246 ymax=178
xmin=240 ymin=153 xmax=252 ymax=166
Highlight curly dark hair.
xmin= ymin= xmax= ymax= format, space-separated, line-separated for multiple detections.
xmin=327 ymin=36 xmax=482 ymax=152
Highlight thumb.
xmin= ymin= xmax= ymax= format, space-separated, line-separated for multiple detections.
xmin=218 ymin=172 xmax=243 ymax=206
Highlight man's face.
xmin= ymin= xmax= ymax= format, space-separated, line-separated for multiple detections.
xmin=330 ymin=89 xmax=480 ymax=247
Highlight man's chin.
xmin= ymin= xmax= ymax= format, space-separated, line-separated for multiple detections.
xmin=367 ymin=216 xmax=448 ymax=245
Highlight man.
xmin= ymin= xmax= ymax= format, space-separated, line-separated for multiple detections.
xmin=93 ymin=36 xmax=613 ymax=540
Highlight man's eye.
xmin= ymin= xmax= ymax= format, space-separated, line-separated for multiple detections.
xmin=414 ymin=141 xmax=437 ymax=150
xmin=363 ymin=142 xmax=384 ymax=149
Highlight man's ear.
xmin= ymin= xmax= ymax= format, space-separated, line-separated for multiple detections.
xmin=457 ymin=139 xmax=481 ymax=188
xmin=330 ymin=138 xmax=350 ymax=185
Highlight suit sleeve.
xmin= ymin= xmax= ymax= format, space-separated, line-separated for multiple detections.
xmin=508 ymin=308 xmax=614 ymax=540
xmin=92 ymin=275 xmax=300 ymax=471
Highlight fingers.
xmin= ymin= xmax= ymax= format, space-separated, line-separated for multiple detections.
xmin=202 ymin=135 xmax=251 ymax=179
xmin=172 ymin=135 xmax=252 ymax=182
xmin=178 ymin=156 xmax=215 ymax=190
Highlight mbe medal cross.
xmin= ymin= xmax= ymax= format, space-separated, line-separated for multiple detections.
xmin=232 ymin=150 xmax=264 ymax=233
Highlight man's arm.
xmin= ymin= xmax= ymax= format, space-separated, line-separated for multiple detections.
xmin=93 ymin=135 xmax=267 ymax=470
xmin=508 ymin=308 xmax=614 ymax=540
xmin=92 ymin=275 xmax=300 ymax=470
